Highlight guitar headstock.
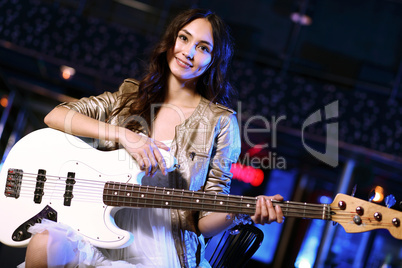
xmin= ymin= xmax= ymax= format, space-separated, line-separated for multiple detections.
xmin=331 ymin=193 xmax=402 ymax=240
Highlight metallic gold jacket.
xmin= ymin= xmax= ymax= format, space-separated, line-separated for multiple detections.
xmin=60 ymin=78 xmax=241 ymax=267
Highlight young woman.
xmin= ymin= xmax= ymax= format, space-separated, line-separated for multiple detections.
xmin=23 ymin=8 xmax=284 ymax=268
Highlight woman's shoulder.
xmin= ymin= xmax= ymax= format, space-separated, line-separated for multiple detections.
xmin=213 ymin=102 xmax=236 ymax=115
xmin=197 ymin=98 xmax=239 ymax=129
xmin=202 ymin=98 xmax=237 ymax=117
xmin=118 ymin=78 xmax=140 ymax=94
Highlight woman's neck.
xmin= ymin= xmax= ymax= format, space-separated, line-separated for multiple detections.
xmin=166 ymin=75 xmax=201 ymax=107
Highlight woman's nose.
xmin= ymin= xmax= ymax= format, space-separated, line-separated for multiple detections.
xmin=183 ymin=45 xmax=196 ymax=59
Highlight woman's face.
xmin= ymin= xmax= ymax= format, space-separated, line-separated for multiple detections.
xmin=167 ymin=18 xmax=214 ymax=83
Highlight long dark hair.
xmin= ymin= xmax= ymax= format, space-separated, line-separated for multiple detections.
xmin=115 ymin=8 xmax=235 ymax=134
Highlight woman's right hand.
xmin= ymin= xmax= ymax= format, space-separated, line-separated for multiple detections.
xmin=118 ymin=127 xmax=170 ymax=176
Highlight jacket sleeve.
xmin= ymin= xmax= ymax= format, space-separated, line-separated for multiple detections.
xmin=58 ymin=90 xmax=118 ymax=122
xmin=199 ymin=112 xmax=241 ymax=218
xmin=58 ymin=78 xmax=139 ymax=121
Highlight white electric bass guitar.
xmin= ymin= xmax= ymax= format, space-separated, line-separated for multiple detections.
xmin=0 ymin=128 xmax=401 ymax=249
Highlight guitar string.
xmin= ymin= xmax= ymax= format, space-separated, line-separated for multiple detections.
xmin=12 ymin=171 xmax=385 ymax=221
xmin=11 ymin=171 xmax=334 ymax=217
xmin=14 ymin=176 xmax=394 ymax=226
xmin=15 ymin=172 xmax=381 ymax=222
xmin=14 ymin=171 xmax=329 ymax=210
xmin=9 ymin=173 xmax=333 ymax=219
xmin=325 ymin=208 xmax=399 ymax=226
xmin=103 ymin=183 xmax=332 ymax=219
xmin=101 ymin=194 xmax=331 ymax=219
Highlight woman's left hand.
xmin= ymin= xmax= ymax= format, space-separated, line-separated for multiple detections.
xmin=251 ymin=194 xmax=284 ymax=225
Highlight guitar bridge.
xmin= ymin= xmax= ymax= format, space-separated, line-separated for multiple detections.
xmin=12 ymin=205 xmax=57 ymax=242
xmin=4 ymin=169 xmax=23 ymax=198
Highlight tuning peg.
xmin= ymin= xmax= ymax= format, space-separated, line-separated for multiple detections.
xmin=385 ymin=194 xmax=396 ymax=208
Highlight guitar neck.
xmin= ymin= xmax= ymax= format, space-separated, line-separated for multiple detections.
xmin=103 ymin=182 xmax=332 ymax=220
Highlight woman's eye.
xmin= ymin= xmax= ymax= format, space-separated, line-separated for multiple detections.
xmin=199 ymin=45 xmax=210 ymax=53
xmin=178 ymin=35 xmax=187 ymax=41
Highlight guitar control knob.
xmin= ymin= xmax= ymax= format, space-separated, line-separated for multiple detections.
xmin=338 ymin=201 xmax=346 ymax=210
xmin=353 ymin=215 xmax=362 ymax=225
xmin=392 ymin=218 xmax=400 ymax=227
xmin=47 ymin=211 xmax=57 ymax=221
xmin=356 ymin=206 xmax=364 ymax=216
xmin=14 ymin=230 xmax=24 ymax=240
xmin=25 ymin=223 xmax=32 ymax=231
xmin=374 ymin=212 xmax=382 ymax=221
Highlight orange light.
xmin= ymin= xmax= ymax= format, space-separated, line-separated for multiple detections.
xmin=0 ymin=96 xmax=8 ymax=108
xmin=372 ymin=186 xmax=384 ymax=203
xmin=60 ymin=65 xmax=76 ymax=80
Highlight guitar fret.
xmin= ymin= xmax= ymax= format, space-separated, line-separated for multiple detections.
xmin=213 ymin=193 xmax=217 ymax=212
xmin=239 ymin=196 xmax=244 ymax=214
xmin=103 ymin=182 xmax=258 ymax=214
xmin=180 ymin=189 xmax=184 ymax=210
xmin=224 ymin=194 xmax=228 ymax=213
xmin=104 ymin=182 xmax=340 ymax=219
xmin=191 ymin=191 xmax=194 ymax=210
xmin=200 ymin=191 xmax=204 ymax=210
xmin=154 ymin=186 xmax=158 ymax=207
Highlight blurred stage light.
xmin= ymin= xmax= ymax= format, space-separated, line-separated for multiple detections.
xmin=290 ymin=12 xmax=312 ymax=25
xmin=0 ymin=95 xmax=8 ymax=108
xmin=60 ymin=65 xmax=76 ymax=80
xmin=372 ymin=185 xmax=384 ymax=203
xmin=230 ymin=163 xmax=264 ymax=187
xmin=319 ymin=195 xmax=332 ymax=204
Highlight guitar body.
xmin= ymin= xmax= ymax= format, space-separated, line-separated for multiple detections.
xmin=0 ymin=128 xmax=176 ymax=249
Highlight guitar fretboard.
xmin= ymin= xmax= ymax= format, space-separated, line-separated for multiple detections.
xmin=103 ymin=182 xmax=332 ymax=220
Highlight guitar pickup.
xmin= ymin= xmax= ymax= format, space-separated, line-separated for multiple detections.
xmin=63 ymin=172 xmax=76 ymax=206
xmin=33 ymin=169 xmax=47 ymax=204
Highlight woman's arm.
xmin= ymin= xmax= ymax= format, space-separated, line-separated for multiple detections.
xmin=44 ymin=106 xmax=120 ymax=141
xmin=198 ymin=195 xmax=284 ymax=238
xmin=197 ymin=113 xmax=284 ymax=238
xmin=44 ymin=105 xmax=169 ymax=176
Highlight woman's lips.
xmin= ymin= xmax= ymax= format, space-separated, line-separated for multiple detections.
xmin=175 ymin=57 xmax=193 ymax=68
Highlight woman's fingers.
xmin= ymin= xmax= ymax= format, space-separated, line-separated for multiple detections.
xmin=252 ymin=195 xmax=284 ymax=225
xmin=131 ymin=150 xmax=152 ymax=176
xmin=152 ymin=146 xmax=168 ymax=175
xmin=276 ymin=203 xmax=284 ymax=224
xmin=266 ymin=198 xmax=277 ymax=223
xmin=122 ymin=132 xmax=169 ymax=176
xmin=251 ymin=198 xmax=262 ymax=224
xmin=154 ymin=140 xmax=170 ymax=152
